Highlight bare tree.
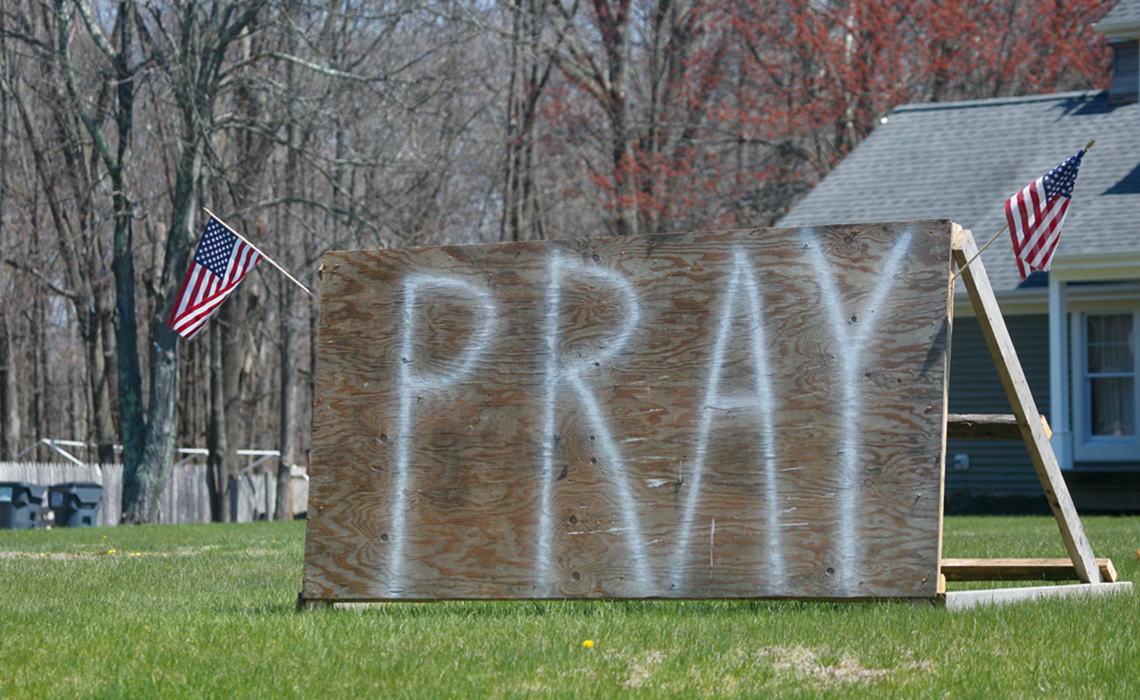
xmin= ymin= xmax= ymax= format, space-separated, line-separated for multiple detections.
xmin=501 ymin=0 xmax=557 ymax=242
xmin=117 ymin=0 xmax=268 ymax=523
xmin=0 ymin=21 xmax=19 ymax=460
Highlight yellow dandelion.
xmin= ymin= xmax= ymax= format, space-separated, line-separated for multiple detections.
xmin=108 ymin=549 xmax=117 ymax=554
xmin=582 ymin=640 xmax=594 ymax=649
xmin=39 ymin=553 xmax=46 ymax=557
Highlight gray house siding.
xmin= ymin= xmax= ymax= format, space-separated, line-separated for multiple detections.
xmin=943 ymin=311 xmax=1140 ymax=513
xmin=945 ymin=313 xmax=1052 ymax=511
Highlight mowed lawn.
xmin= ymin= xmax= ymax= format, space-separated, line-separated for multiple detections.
xmin=1 ymin=516 xmax=1137 ymax=698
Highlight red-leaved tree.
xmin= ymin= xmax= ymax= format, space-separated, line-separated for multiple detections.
xmin=533 ymin=0 xmax=1114 ymax=235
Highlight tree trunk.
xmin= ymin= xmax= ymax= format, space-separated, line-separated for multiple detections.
xmin=275 ymin=84 xmax=302 ymax=520
xmin=0 ymin=56 xmax=18 ymax=460
xmin=87 ymin=315 xmax=117 ymax=464
xmin=220 ymin=287 xmax=252 ymax=508
xmin=502 ymin=0 xmax=552 ymax=243
xmin=98 ymin=310 xmax=119 ymax=465
xmin=605 ymin=0 xmax=638 ymax=237
xmin=34 ymin=289 xmax=50 ymax=451
xmin=276 ymin=281 xmax=299 ymax=520
xmin=0 ymin=309 xmax=16 ymax=461
xmin=122 ymin=136 xmax=203 ymax=523
xmin=109 ymin=0 xmax=144 ymax=476
xmin=123 ymin=323 xmax=179 ymax=523
xmin=208 ymin=322 xmax=230 ymax=522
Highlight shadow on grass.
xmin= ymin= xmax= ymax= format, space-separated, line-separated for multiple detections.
xmin=289 ymin=598 xmax=893 ymax=620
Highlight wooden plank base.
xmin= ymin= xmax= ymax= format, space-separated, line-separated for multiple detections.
xmin=936 ymin=582 xmax=1132 ymax=611
xmin=941 ymin=558 xmax=1117 ymax=582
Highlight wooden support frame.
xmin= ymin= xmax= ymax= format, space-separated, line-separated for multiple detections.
xmin=941 ymin=558 xmax=1117 ymax=582
xmin=940 ymin=225 xmax=1132 ymax=609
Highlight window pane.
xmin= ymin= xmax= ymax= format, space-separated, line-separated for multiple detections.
xmin=1087 ymin=314 xmax=1134 ymax=374
xmin=1090 ymin=377 xmax=1135 ymax=436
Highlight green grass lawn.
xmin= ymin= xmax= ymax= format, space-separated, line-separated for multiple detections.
xmin=1 ymin=516 xmax=1137 ymax=699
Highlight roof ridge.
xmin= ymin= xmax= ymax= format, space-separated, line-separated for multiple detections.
xmin=891 ymin=90 xmax=1107 ymax=114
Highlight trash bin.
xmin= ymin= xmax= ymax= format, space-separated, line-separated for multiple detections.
xmin=0 ymin=482 xmax=47 ymax=529
xmin=47 ymin=482 xmax=104 ymax=527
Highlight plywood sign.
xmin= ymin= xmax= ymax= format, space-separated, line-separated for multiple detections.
xmin=301 ymin=222 xmax=954 ymax=603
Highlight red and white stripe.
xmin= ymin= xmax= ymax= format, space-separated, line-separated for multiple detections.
xmin=168 ymin=242 xmax=261 ymax=339
xmin=1006 ymin=176 xmax=1070 ymax=280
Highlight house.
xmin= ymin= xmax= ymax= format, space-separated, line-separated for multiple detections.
xmin=779 ymin=0 xmax=1140 ymax=512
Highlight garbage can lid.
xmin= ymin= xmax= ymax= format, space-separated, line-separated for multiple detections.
xmin=52 ymin=482 xmax=103 ymax=489
xmin=0 ymin=482 xmax=47 ymax=502
xmin=49 ymin=482 xmax=104 ymax=505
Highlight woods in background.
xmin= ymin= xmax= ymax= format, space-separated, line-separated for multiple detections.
xmin=0 ymin=0 xmax=1115 ymax=522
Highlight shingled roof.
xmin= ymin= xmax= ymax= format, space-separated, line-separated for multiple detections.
xmin=778 ymin=90 xmax=1140 ymax=294
xmin=1096 ymin=0 xmax=1140 ymax=35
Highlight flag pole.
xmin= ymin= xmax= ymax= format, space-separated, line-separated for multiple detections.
xmin=950 ymin=139 xmax=1095 ymax=283
xmin=950 ymin=224 xmax=1008 ymax=282
xmin=202 ymin=207 xmax=315 ymax=300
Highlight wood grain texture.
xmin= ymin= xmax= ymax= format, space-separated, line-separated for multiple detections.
xmin=946 ymin=414 xmax=1052 ymax=440
xmin=302 ymin=222 xmax=954 ymax=602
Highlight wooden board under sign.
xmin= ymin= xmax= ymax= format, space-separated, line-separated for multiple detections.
xmin=302 ymin=221 xmax=954 ymax=602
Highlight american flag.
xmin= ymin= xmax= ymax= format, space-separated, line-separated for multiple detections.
xmin=1005 ymin=148 xmax=1085 ymax=280
xmin=167 ymin=216 xmax=261 ymax=340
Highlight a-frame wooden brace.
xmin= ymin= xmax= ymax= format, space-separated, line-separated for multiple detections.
xmin=936 ymin=226 xmax=1133 ymax=610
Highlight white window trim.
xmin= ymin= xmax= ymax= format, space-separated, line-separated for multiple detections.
xmin=1069 ymin=302 xmax=1140 ymax=462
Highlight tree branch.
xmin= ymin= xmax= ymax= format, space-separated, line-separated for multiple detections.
xmin=4 ymin=259 xmax=78 ymax=301
xmin=70 ymin=0 xmax=119 ymax=62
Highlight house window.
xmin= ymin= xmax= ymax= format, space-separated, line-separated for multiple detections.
xmin=1087 ymin=314 xmax=1134 ymax=436
xmin=1075 ymin=310 xmax=1139 ymax=461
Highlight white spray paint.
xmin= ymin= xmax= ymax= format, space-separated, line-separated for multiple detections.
xmin=673 ymin=248 xmax=780 ymax=591
xmin=801 ymin=228 xmax=912 ymax=592
xmin=709 ymin=517 xmax=716 ymax=580
xmin=389 ymin=275 xmax=496 ymax=594
xmin=538 ymin=251 xmax=651 ymax=592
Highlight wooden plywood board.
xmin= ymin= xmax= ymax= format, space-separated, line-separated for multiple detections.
xmin=302 ymin=221 xmax=954 ymax=602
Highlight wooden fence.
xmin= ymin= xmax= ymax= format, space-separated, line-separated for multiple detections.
xmin=0 ymin=462 xmax=309 ymax=526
